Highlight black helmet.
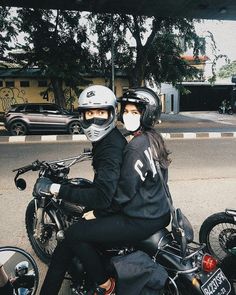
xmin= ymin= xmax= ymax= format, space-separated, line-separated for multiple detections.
xmin=119 ymin=87 xmax=162 ymax=128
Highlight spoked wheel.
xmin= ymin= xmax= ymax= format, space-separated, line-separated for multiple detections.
xmin=199 ymin=212 xmax=236 ymax=261
xmin=10 ymin=120 xmax=28 ymax=135
xmin=162 ymin=277 xmax=184 ymax=295
xmin=25 ymin=199 xmax=60 ymax=265
xmin=68 ymin=121 xmax=83 ymax=134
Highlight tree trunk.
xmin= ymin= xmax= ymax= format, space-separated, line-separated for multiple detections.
xmin=129 ymin=53 xmax=146 ymax=87
xmin=51 ymin=78 xmax=66 ymax=108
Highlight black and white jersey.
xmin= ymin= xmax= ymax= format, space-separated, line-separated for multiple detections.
xmin=115 ymin=133 xmax=170 ymax=219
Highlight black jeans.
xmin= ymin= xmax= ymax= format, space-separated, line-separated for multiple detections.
xmin=40 ymin=212 xmax=170 ymax=295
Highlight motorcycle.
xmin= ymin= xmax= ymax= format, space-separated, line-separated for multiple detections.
xmin=199 ymin=209 xmax=236 ymax=261
xmin=218 ymin=101 xmax=233 ymax=115
xmin=199 ymin=209 xmax=236 ymax=294
xmin=13 ymin=151 xmax=233 ymax=295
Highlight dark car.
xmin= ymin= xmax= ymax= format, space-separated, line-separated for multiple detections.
xmin=4 ymin=103 xmax=83 ymax=136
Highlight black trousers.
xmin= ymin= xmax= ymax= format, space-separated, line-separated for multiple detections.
xmin=40 ymin=213 xmax=170 ymax=295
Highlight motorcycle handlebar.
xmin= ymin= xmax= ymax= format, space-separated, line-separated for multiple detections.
xmin=12 ymin=160 xmax=42 ymax=173
xmin=13 ymin=150 xmax=92 ymax=174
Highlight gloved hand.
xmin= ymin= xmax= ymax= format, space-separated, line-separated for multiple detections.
xmin=33 ymin=177 xmax=53 ymax=197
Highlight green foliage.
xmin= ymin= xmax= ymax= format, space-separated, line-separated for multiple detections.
xmin=1 ymin=8 xmax=208 ymax=103
xmin=10 ymin=8 xmax=92 ymax=106
xmin=0 ymin=7 xmax=17 ymax=63
xmin=218 ymin=60 xmax=236 ymax=79
xmin=88 ymin=14 xmax=205 ymax=87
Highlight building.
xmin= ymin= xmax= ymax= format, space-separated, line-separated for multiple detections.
xmin=0 ymin=68 xmax=130 ymax=114
xmin=158 ymin=54 xmax=236 ymax=113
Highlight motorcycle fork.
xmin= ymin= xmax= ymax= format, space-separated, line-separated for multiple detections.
xmin=33 ymin=197 xmax=65 ymax=241
xmin=33 ymin=197 xmax=46 ymax=240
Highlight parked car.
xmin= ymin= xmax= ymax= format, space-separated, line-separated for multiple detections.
xmin=4 ymin=103 xmax=83 ymax=136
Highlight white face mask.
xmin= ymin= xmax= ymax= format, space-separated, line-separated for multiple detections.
xmin=123 ymin=113 xmax=141 ymax=132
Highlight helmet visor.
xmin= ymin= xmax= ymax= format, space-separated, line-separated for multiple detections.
xmin=82 ymin=117 xmax=108 ymax=129
xmin=80 ymin=108 xmax=114 ymax=129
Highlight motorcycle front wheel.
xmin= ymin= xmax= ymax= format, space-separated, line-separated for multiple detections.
xmin=25 ymin=199 xmax=59 ymax=265
xmin=199 ymin=212 xmax=236 ymax=261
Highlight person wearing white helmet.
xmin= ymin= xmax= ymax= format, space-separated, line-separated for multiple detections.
xmin=38 ymin=85 xmax=127 ymax=295
xmin=78 ymin=85 xmax=117 ymax=142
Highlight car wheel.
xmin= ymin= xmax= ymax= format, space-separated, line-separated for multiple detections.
xmin=9 ymin=121 xmax=28 ymax=136
xmin=68 ymin=121 xmax=83 ymax=134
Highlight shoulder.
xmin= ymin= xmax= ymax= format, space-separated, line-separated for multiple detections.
xmin=110 ymin=127 xmax=127 ymax=146
xmin=94 ymin=128 xmax=127 ymax=157
xmin=127 ymin=133 xmax=149 ymax=151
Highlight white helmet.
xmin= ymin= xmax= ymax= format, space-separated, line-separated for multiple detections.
xmin=15 ymin=261 xmax=29 ymax=277
xmin=78 ymin=85 xmax=117 ymax=142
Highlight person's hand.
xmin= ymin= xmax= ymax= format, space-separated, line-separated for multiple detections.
xmin=33 ymin=177 xmax=53 ymax=197
xmin=82 ymin=210 xmax=96 ymax=220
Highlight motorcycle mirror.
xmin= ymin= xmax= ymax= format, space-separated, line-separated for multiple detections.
xmin=0 ymin=246 xmax=39 ymax=295
xmin=15 ymin=178 xmax=27 ymax=191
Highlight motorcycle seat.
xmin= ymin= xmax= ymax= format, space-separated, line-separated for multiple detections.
xmin=135 ymin=228 xmax=172 ymax=256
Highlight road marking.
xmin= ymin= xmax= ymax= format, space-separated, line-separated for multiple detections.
xmin=209 ymin=132 xmax=222 ymax=138
xmin=9 ymin=136 xmax=26 ymax=142
xmin=41 ymin=135 xmax=57 ymax=141
xmin=1 ymin=132 xmax=236 ymax=143
xmin=183 ymin=133 xmax=197 ymax=139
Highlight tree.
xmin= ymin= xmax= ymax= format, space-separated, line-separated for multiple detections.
xmin=0 ymin=7 xmax=17 ymax=65
xmin=12 ymin=8 xmax=91 ymax=107
xmin=88 ymin=14 xmax=205 ymax=87
xmin=218 ymin=60 xmax=236 ymax=79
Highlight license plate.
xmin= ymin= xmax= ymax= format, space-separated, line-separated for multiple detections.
xmin=201 ymin=268 xmax=231 ymax=295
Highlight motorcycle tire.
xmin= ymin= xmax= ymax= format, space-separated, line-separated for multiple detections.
xmin=228 ymin=109 xmax=233 ymax=115
xmin=199 ymin=212 xmax=236 ymax=261
xmin=25 ymin=199 xmax=59 ymax=265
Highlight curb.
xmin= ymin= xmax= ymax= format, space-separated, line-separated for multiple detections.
xmin=1 ymin=132 xmax=236 ymax=143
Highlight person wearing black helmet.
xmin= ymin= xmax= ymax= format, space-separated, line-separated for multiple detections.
xmin=115 ymin=87 xmax=171 ymax=222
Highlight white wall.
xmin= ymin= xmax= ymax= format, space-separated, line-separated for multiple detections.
xmin=160 ymin=83 xmax=179 ymax=113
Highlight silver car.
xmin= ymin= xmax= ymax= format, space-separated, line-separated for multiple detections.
xmin=4 ymin=103 xmax=83 ymax=136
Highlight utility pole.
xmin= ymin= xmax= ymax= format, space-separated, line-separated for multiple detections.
xmin=111 ymin=13 xmax=115 ymax=93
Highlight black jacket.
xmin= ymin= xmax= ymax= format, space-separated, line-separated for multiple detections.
xmin=58 ymin=127 xmax=127 ymax=210
xmin=114 ymin=133 xmax=170 ymax=219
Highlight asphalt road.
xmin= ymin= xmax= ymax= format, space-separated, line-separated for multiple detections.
xmin=1 ymin=111 xmax=236 ymax=136
xmin=1 ymin=139 xmax=235 ymax=242
xmin=0 ymin=139 xmax=236 ymax=293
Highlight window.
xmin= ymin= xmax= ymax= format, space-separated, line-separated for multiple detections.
xmin=5 ymin=81 xmax=15 ymax=87
xmin=25 ymin=105 xmax=40 ymax=113
xmin=20 ymin=80 xmax=30 ymax=87
xmin=38 ymin=80 xmax=48 ymax=87
xmin=0 ymin=81 xmax=3 ymax=87
xmin=42 ymin=104 xmax=60 ymax=114
xmin=15 ymin=105 xmax=25 ymax=112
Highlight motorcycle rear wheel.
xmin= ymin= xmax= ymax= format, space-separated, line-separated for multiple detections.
xmin=199 ymin=212 xmax=236 ymax=261
xmin=25 ymin=199 xmax=59 ymax=265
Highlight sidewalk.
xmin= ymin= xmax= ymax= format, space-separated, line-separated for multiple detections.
xmin=1 ymin=111 xmax=236 ymax=143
